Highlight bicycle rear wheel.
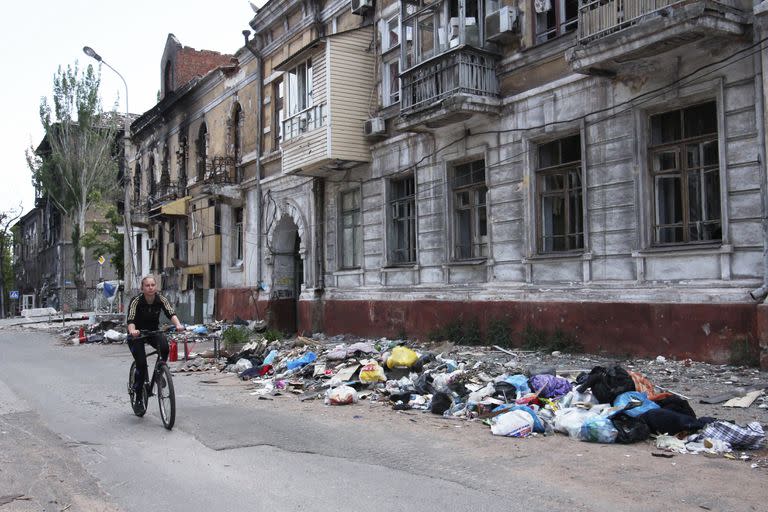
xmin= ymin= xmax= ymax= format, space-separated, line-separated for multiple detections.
xmin=128 ymin=362 xmax=147 ymax=417
xmin=156 ymin=364 xmax=176 ymax=430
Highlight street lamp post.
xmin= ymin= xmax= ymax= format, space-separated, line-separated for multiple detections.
xmin=83 ymin=46 xmax=139 ymax=296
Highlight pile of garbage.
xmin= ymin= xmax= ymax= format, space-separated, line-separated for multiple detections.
xmin=219 ymin=335 xmax=767 ymax=455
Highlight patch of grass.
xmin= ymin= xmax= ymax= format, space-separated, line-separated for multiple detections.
xmin=222 ymin=326 xmax=250 ymax=349
xmin=521 ymin=324 xmax=583 ymax=353
xmin=729 ymin=336 xmax=759 ymax=367
xmin=263 ymin=328 xmax=282 ymax=342
xmin=428 ymin=317 xmax=481 ymax=345
xmin=486 ymin=318 xmax=513 ymax=348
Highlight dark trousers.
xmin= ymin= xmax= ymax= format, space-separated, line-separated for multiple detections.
xmin=128 ymin=332 xmax=169 ymax=389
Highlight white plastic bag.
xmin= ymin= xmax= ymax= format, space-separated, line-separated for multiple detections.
xmin=553 ymin=407 xmax=600 ymax=438
xmin=233 ymin=358 xmax=253 ymax=373
xmin=325 ymin=385 xmax=359 ymax=405
xmin=490 ymin=410 xmax=535 ymax=437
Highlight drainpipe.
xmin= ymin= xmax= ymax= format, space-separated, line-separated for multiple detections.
xmin=243 ymin=30 xmax=264 ymax=294
xmin=751 ymin=3 xmax=768 ymax=302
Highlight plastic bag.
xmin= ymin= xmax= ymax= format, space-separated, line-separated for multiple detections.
xmin=580 ymin=416 xmax=618 ymax=443
xmin=492 ymin=404 xmax=545 ymax=433
xmin=491 ymin=410 xmax=535 ymax=437
xmin=360 ymin=362 xmax=386 ymax=383
xmin=325 ymin=385 xmax=359 ymax=405
xmin=286 ymin=351 xmax=317 ymax=370
xmin=386 ymin=346 xmax=419 ymax=369
xmin=233 ymin=358 xmax=253 ymax=373
xmin=612 ymin=391 xmax=659 ymax=417
xmin=262 ymin=349 xmax=279 ymax=365
xmin=553 ymin=407 xmax=600 ymax=438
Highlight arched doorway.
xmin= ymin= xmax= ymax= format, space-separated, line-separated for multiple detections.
xmin=270 ymin=215 xmax=303 ymax=333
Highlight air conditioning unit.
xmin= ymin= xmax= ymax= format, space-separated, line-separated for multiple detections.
xmin=351 ymin=0 xmax=373 ymax=16
xmin=485 ymin=6 xmax=519 ymax=43
xmin=146 ymin=238 xmax=158 ymax=251
xmin=364 ymin=117 xmax=386 ymax=136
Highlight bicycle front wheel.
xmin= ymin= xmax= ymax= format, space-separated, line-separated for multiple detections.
xmin=128 ymin=362 xmax=147 ymax=417
xmin=156 ymin=364 xmax=176 ymax=430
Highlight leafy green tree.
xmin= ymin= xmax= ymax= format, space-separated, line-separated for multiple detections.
xmin=0 ymin=207 xmax=22 ymax=318
xmin=27 ymin=62 xmax=120 ymax=309
xmin=81 ymin=205 xmax=124 ymax=279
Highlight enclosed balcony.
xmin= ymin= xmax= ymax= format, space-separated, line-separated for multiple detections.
xmin=277 ymin=27 xmax=375 ymax=176
xmin=399 ymin=46 xmax=499 ymax=124
xmin=566 ymin=0 xmax=748 ymax=75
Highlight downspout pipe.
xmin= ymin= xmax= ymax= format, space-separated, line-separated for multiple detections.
xmin=243 ymin=30 xmax=264 ymax=290
xmin=751 ymin=3 xmax=768 ymax=302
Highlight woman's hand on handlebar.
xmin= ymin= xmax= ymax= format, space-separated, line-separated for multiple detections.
xmin=129 ymin=328 xmax=141 ymax=338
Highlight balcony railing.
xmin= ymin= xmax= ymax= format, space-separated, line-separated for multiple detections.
xmin=282 ymin=103 xmax=326 ymax=142
xmin=578 ymin=0 xmax=685 ymax=43
xmin=204 ymin=156 xmax=242 ymax=185
xmin=148 ymin=180 xmax=186 ymax=208
xmin=401 ymin=48 xmax=498 ymax=115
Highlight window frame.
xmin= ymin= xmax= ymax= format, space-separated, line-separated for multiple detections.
xmin=382 ymin=58 xmax=401 ymax=107
xmin=387 ymin=175 xmax=417 ymax=265
xmin=339 ymin=188 xmax=362 ymax=270
xmin=196 ymin=123 xmax=208 ymax=181
xmin=533 ymin=0 xmax=579 ymax=45
xmin=450 ymin=159 xmax=488 ymax=261
xmin=272 ymin=78 xmax=284 ymax=150
xmin=647 ymin=101 xmax=722 ymax=246
xmin=232 ymin=207 xmax=244 ymax=266
xmin=535 ymin=134 xmax=585 ymax=254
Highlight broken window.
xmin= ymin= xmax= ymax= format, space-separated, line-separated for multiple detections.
xmin=389 ymin=176 xmax=416 ymax=264
xmin=340 ymin=189 xmax=362 ymax=269
xmin=232 ymin=207 xmax=244 ymax=266
xmin=196 ymin=123 xmax=208 ymax=181
xmin=452 ymin=159 xmax=487 ymax=260
xmin=536 ymin=134 xmax=584 ymax=252
xmin=160 ymin=145 xmax=170 ymax=193
xmin=534 ymin=0 xmax=579 ymax=44
xmin=133 ymin=162 xmax=142 ymax=205
xmin=649 ymin=101 xmax=721 ymax=245
xmin=273 ymin=78 xmax=284 ymax=150
xmin=178 ymin=134 xmax=188 ymax=192
xmin=232 ymin=103 xmax=243 ymax=182
xmin=148 ymin=156 xmax=156 ymax=197
xmin=382 ymin=58 xmax=400 ymax=107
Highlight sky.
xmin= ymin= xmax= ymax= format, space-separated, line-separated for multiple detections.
xmin=0 ymin=0 xmax=268 ymax=217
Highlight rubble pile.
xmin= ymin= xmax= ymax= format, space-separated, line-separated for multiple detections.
xmin=212 ymin=332 xmax=768 ymax=458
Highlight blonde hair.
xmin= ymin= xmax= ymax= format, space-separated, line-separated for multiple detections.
xmin=141 ymin=274 xmax=158 ymax=287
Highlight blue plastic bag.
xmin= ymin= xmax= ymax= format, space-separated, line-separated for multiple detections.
xmin=580 ymin=416 xmax=618 ymax=443
xmin=612 ymin=391 xmax=659 ymax=418
xmin=504 ymin=374 xmax=531 ymax=397
xmin=263 ymin=349 xmax=279 ymax=365
xmin=286 ymin=351 xmax=317 ymax=370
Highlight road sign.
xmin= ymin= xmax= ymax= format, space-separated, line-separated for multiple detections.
xmin=9 ymin=290 xmax=19 ymax=299
xmin=98 ymin=255 xmax=106 ymax=265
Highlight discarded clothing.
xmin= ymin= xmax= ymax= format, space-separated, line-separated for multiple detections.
xmin=628 ymin=371 xmax=672 ymax=402
xmin=698 ymin=421 xmax=765 ymax=450
xmin=529 ymin=374 xmax=572 ymax=398
xmin=640 ymin=408 xmax=707 ymax=435
xmin=576 ymin=366 xmax=635 ymax=404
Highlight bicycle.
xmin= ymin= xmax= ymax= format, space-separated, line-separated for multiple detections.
xmin=127 ymin=330 xmax=176 ymax=430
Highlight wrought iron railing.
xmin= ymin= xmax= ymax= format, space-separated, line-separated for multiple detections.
xmin=401 ymin=47 xmax=498 ymax=114
xmin=578 ymin=0 xmax=686 ymax=43
xmin=205 ymin=156 xmax=242 ymax=185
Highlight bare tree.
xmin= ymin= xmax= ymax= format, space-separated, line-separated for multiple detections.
xmin=27 ymin=62 xmax=120 ymax=309
xmin=0 ymin=206 xmax=23 ymax=318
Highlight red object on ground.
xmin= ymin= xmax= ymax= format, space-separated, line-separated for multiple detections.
xmin=169 ymin=340 xmax=178 ymax=362
xmin=78 ymin=327 xmax=86 ymax=344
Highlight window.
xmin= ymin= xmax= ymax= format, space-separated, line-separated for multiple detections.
xmin=273 ymin=78 xmax=284 ymax=150
xmin=164 ymin=60 xmax=172 ymax=95
xmin=389 ymin=176 xmax=416 ymax=264
xmin=232 ymin=207 xmax=243 ymax=265
xmin=160 ymin=145 xmax=170 ymax=192
xmin=286 ymin=60 xmax=312 ymax=116
xmin=649 ymin=101 xmax=721 ymax=245
xmin=340 ymin=189 xmax=362 ymax=269
xmin=382 ymin=59 xmax=400 ymax=107
xmin=452 ymin=160 xmax=487 ymax=259
xmin=232 ymin=103 xmax=243 ymax=161
xmin=133 ymin=163 xmax=142 ymax=204
xmin=148 ymin=156 xmax=156 ymax=197
xmin=196 ymin=123 xmax=208 ymax=181
xmin=536 ymin=134 xmax=584 ymax=253
xmin=381 ymin=15 xmax=400 ymax=51
xmin=178 ymin=135 xmax=188 ymax=189
xmin=534 ymin=0 xmax=578 ymax=44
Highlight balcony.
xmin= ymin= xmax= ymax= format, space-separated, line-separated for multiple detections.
xmin=398 ymin=47 xmax=500 ymax=129
xmin=566 ymin=0 xmax=748 ymax=75
xmin=278 ymin=28 xmax=375 ymax=176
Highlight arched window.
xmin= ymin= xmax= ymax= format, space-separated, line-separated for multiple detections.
xmin=178 ymin=133 xmax=188 ymax=190
xmin=148 ymin=156 xmax=156 ymax=197
xmin=161 ymin=145 xmax=170 ymax=192
xmin=196 ymin=123 xmax=208 ymax=180
xmin=164 ymin=60 xmax=173 ymax=96
xmin=134 ymin=163 xmax=142 ymax=204
xmin=232 ymin=103 xmax=243 ymax=161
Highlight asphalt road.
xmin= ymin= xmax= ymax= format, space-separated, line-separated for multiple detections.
xmin=1 ymin=328 xmax=765 ymax=512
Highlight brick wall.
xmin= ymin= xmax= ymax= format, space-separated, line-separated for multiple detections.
xmin=172 ymin=47 xmax=235 ymax=92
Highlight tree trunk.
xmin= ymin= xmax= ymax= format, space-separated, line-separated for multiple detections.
xmin=73 ymin=209 xmax=87 ymax=310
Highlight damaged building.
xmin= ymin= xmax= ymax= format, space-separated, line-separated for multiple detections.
xmin=128 ymin=0 xmax=768 ymax=364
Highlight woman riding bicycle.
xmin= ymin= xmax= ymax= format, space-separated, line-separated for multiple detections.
xmin=126 ymin=275 xmax=184 ymax=397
